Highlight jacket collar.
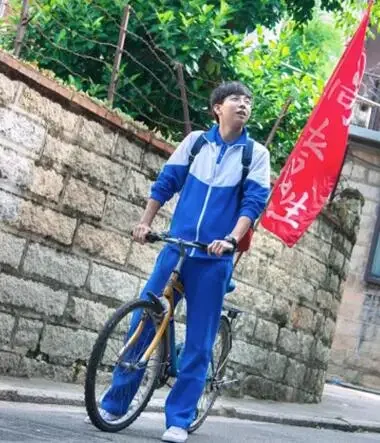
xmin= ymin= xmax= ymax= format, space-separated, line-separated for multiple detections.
xmin=204 ymin=124 xmax=248 ymax=147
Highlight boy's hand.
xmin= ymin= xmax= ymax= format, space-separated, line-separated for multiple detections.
xmin=133 ymin=223 xmax=151 ymax=244
xmin=207 ymin=239 xmax=234 ymax=257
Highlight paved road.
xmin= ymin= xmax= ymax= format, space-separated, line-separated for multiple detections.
xmin=0 ymin=401 xmax=379 ymax=443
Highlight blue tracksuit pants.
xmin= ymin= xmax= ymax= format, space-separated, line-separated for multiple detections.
xmin=101 ymin=245 xmax=233 ymax=430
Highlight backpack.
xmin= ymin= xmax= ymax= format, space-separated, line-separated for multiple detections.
xmin=188 ymin=133 xmax=254 ymax=252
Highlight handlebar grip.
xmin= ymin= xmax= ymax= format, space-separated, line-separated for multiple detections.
xmin=145 ymin=232 xmax=161 ymax=243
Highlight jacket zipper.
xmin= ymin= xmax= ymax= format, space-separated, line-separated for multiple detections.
xmin=190 ymin=142 xmax=233 ymax=257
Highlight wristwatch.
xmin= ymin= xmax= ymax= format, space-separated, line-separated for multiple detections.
xmin=224 ymin=235 xmax=238 ymax=250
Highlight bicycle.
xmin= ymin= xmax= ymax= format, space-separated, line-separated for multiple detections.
xmin=84 ymin=231 xmax=242 ymax=433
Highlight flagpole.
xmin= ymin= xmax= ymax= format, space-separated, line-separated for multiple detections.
xmin=233 ymin=97 xmax=292 ymax=269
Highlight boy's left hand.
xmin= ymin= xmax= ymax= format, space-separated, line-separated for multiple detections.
xmin=208 ymin=239 xmax=235 ymax=257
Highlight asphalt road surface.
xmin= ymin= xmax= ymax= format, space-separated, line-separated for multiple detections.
xmin=0 ymin=401 xmax=379 ymax=443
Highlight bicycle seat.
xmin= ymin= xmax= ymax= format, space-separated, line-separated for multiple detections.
xmin=226 ymin=278 xmax=236 ymax=293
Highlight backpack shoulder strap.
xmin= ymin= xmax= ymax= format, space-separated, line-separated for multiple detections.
xmin=188 ymin=132 xmax=206 ymax=167
xmin=241 ymin=137 xmax=254 ymax=184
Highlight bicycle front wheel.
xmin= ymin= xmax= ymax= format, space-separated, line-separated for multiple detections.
xmin=85 ymin=300 xmax=166 ymax=432
xmin=188 ymin=315 xmax=231 ymax=433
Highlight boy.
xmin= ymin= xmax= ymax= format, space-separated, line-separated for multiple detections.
xmin=101 ymin=81 xmax=270 ymax=442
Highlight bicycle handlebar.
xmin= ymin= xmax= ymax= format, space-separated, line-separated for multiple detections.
xmin=145 ymin=232 xmax=209 ymax=251
xmin=131 ymin=231 xmax=234 ymax=255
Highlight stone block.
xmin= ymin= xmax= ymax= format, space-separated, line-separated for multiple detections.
xmin=253 ymin=232 xmax=283 ymax=259
xmin=322 ymin=317 xmax=336 ymax=345
xmin=291 ymin=306 xmax=314 ymax=332
xmin=242 ymin=375 xmax=275 ymax=399
xmin=329 ymin=249 xmax=345 ymax=274
xmin=0 ymin=73 xmax=17 ymax=106
xmin=77 ymin=118 xmax=115 ymax=156
xmin=250 ymin=289 xmax=273 ymax=316
xmin=328 ymin=274 xmax=340 ymax=293
xmin=75 ymin=224 xmax=130 ymax=264
xmin=17 ymin=358 xmax=74 ymax=382
xmin=351 ymin=164 xmax=367 ymax=181
xmin=0 ymin=190 xmax=22 ymax=222
xmin=115 ymin=135 xmax=143 ymax=165
xmin=227 ymin=281 xmax=251 ymax=309
xmin=128 ymin=242 xmax=158 ymax=275
xmin=0 ymin=274 xmax=68 ymax=316
xmin=103 ymin=196 xmax=143 ymax=232
xmin=299 ymin=233 xmax=331 ymax=263
xmin=368 ymin=170 xmax=380 ymax=186
xmin=0 ymin=231 xmax=26 ymax=268
xmin=277 ymin=328 xmax=300 ymax=357
xmin=19 ymin=86 xmax=78 ymax=134
xmin=230 ymin=340 xmax=268 ymax=371
xmin=284 ymin=359 xmax=306 ymax=388
xmin=0 ymin=312 xmax=15 ymax=346
xmin=89 ymin=263 xmax=140 ymax=302
xmin=316 ymin=290 xmax=333 ymax=311
xmin=299 ymin=333 xmax=314 ymax=362
xmin=123 ymin=169 xmax=153 ymax=205
xmin=67 ymin=297 xmax=113 ymax=331
xmin=357 ymin=183 xmax=380 ymax=202
xmin=265 ymin=265 xmax=290 ymax=297
xmin=361 ymin=199 xmax=378 ymax=216
xmin=23 ymin=243 xmax=89 ymax=287
xmin=14 ymin=318 xmax=43 ymax=351
xmin=40 ymin=325 xmax=97 ymax=363
xmin=265 ymin=351 xmax=287 ymax=382
xmin=43 ymin=136 xmax=126 ymax=189
xmin=288 ymin=277 xmax=316 ymax=303
xmin=233 ymin=313 xmax=257 ymax=342
xmin=63 ymin=178 xmax=105 ymax=218
xmin=143 ymin=151 xmax=166 ymax=176
xmin=17 ymin=201 xmax=76 ymax=245
xmin=0 ymin=145 xmax=34 ymax=188
xmin=272 ymin=298 xmax=292 ymax=326
xmin=0 ymin=108 xmax=45 ymax=154
xmin=303 ymin=367 xmax=320 ymax=391
xmin=30 ymin=167 xmax=64 ymax=202
xmin=230 ymin=281 xmax=272 ymax=315
xmin=313 ymin=339 xmax=330 ymax=366
xmin=0 ymin=351 xmax=21 ymax=375
xmin=299 ymin=254 xmax=327 ymax=284
xmin=254 ymin=318 xmax=279 ymax=345
xmin=341 ymin=159 xmax=353 ymax=177
xmin=318 ymin=218 xmax=334 ymax=243
xmin=313 ymin=312 xmax=325 ymax=336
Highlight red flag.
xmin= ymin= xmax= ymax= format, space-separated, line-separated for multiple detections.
xmin=260 ymin=2 xmax=372 ymax=247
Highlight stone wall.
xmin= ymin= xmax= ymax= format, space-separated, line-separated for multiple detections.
xmin=0 ymin=53 xmax=362 ymax=402
xmin=329 ymin=139 xmax=380 ymax=390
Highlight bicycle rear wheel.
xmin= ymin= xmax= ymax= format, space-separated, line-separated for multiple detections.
xmin=188 ymin=315 xmax=231 ymax=433
xmin=85 ymin=300 xmax=166 ymax=432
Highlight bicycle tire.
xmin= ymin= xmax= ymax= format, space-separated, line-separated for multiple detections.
xmin=85 ymin=300 xmax=166 ymax=433
xmin=188 ymin=315 xmax=232 ymax=433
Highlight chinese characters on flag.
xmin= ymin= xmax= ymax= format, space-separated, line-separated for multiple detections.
xmin=260 ymin=1 xmax=373 ymax=247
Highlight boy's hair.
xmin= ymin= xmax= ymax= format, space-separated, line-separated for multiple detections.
xmin=210 ymin=81 xmax=252 ymax=122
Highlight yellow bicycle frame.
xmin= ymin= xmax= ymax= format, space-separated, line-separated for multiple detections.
xmin=121 ymin=271 xmax=185 ymax=365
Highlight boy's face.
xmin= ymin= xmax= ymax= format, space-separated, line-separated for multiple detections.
xmin=213 ymin=94 xmax=252 ymax=127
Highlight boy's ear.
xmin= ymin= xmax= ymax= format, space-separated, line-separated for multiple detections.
xmin=213 ymin=103 xmax=222 ymax=118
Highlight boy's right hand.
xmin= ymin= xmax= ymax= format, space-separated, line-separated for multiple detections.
xmin=133 ymin=222 xmax=152 ymax=244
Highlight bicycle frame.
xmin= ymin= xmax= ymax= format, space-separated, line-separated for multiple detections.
xmin=122 ymin=234 xmax=201 ymax=370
